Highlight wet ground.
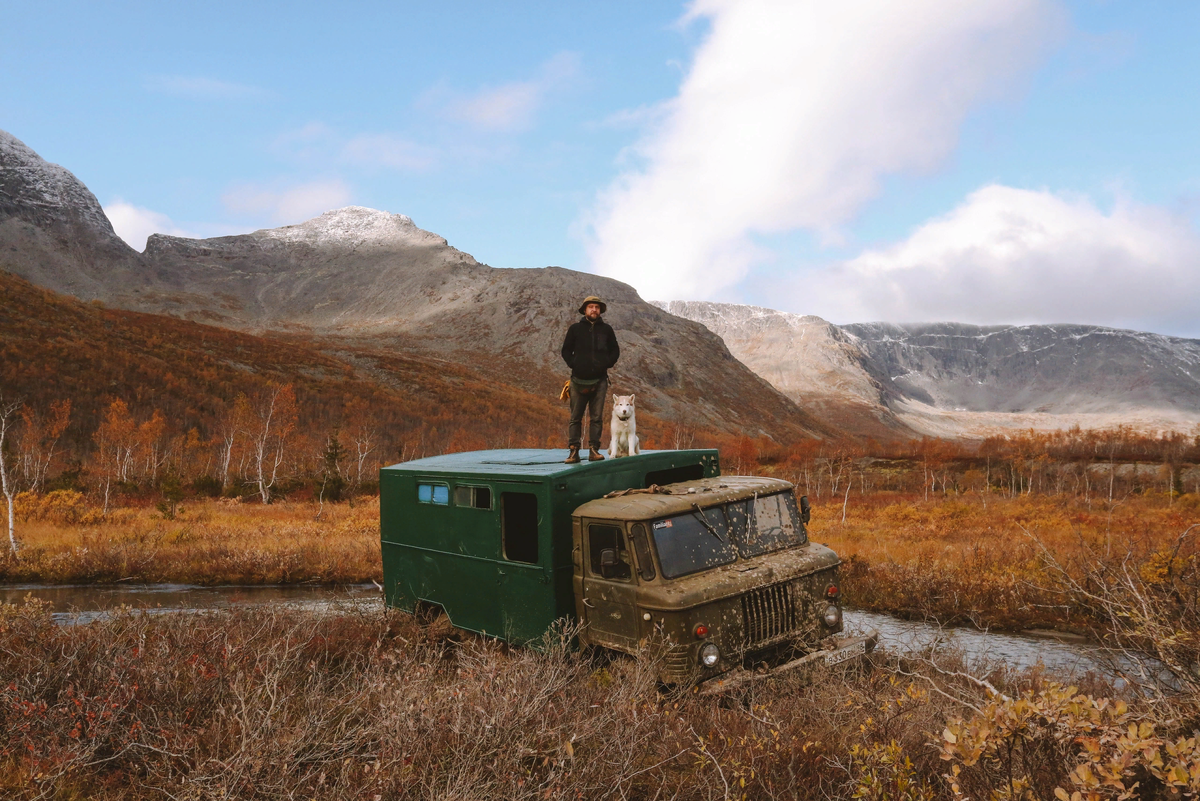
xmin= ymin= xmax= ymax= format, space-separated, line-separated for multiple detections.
xmin=0 ymin=582 xmax=381 ymax=625
xmin=0 ymin=583 xmax=1130 ymax=680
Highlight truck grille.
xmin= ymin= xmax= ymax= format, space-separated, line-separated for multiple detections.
xmin=663 ymin=644 xmax=694 ymax=682
xmin=741 ymin=581 xmax=798 ymax=646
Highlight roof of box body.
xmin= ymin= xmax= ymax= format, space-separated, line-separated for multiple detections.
xmin=382 ymin=448 xmax=718 ymax=478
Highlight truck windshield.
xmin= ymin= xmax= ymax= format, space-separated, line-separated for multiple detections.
xmin=651 ymin=507 xmax=737 ymax=578
xmin=651 ymin=492 xmax=805 ymax=578
xmin=730 ymin=492 xmax=806 ymax=557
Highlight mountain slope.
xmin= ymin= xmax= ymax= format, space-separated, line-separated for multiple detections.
xmin=0 ymin=130 xmax=827 ymax=443
xmin=0 ymin=130 xmax=144 ymax=297
xmin=0 ymin=269 xmax=571 ymax=457
xmin=842 ymin=322 xmax=1200 ymax=415
xmin=658 ymin=303 xmax=1200 ymax=438
xmin=650 ymin=301 xmax=906 ymax=440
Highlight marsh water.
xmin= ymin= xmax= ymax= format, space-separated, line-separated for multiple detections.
xmin=1 ymin=582 xmax=1126 ymax=680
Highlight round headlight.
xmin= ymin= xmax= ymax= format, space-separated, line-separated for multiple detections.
xmin=699 ymin=642 xmax=720 ymax=667
xmin=823 ymin=604 xmax=842 ymax=629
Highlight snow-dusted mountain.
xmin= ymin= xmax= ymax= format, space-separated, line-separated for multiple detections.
xmin=8 ymin=127 xmax=1195 ymax=440
xmin=139 ymin=207 xmax=483 ymax=331
xmin=0 ymin=130 xmax=142 ymax=296
xmin=651 ymin=301 xmax=905 ymax=439
xmin=0 ymin=129 xmax=826 ymax=441
xmin=655 ymin=302 xmax=1200 ymax=437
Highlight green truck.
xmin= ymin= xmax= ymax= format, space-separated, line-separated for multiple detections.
xmin=380 ymin=448 xmax=875 ymax=691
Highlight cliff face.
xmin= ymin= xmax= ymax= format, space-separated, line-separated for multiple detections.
xmin=659 ymin=305 xmax=1200 ymax=438
xmin=0 ymin=130 xmax=144 ymax=297
xmin=650 ymin=301 xmax=907 ymax=439
xmin=842 ymin=322 xmax=1200 ymax=414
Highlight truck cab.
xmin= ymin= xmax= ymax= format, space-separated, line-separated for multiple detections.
xmin=380 ymin=449 xmax=873 ymax=690
xmin=573 ymin=476 xmax=870 ymax=689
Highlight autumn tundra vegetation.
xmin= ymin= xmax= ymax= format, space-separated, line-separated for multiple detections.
xmin=5 ymin=293 xmax=1200 ymax=795
xmin=4 ymin=412 xmax=1200 ymax=799
xmin=6 ymin=414 xmax=1200 ymax=796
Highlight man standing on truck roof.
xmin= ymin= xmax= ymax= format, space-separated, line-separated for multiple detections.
xmin=561 ymin=295 xmax=620 ymax=464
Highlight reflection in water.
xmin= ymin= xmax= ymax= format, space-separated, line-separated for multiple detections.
xmin=0 ymin=583 xmax=380 ymax=624
xmin=845 ymin=609 xmax=1109 ymax=677
xmin=0 ymin=583 xmax=1155 ymax=683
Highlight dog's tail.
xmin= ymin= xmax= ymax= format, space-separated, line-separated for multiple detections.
xmin=559 ymin=379 xmax=571 ymax=403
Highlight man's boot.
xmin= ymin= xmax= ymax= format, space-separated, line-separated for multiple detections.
xmin=588 ymin=447 xmax=605 ymax=461
xmin=564 ymin=446 xmax=581 ymax=464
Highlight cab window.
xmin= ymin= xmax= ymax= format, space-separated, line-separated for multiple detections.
xmin=629 ymin=523 xmax=656 ymax=581
xmin=588 ymin=524 xmax=632 ymax=581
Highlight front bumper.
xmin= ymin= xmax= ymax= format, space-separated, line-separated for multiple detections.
xmin=695 ymin=628 xmax=879 ymax=695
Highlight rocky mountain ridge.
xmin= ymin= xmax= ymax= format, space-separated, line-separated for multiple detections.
xmin=654 ymin=301 xmax=1200 ymax=438
xmin=0 ymin=130 xmax=143 ymax=298
xmin=7 ymin=127 xmax=1195 ymax=441
xmin=0 ymin=129 xmax=826 ymax=442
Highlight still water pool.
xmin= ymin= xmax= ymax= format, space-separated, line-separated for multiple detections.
xmin=0 ymin=583 xmax=1138 ymax=681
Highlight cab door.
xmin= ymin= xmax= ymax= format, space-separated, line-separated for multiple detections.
xmin=579 ymin=521 xmax=640 ymax=649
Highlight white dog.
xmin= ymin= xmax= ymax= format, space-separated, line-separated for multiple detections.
xmin=608 ymin=394 xmax=640 ymax=458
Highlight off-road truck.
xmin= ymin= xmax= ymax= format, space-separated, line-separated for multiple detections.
xmin=380 ymin=449 xmax=874 ymax=690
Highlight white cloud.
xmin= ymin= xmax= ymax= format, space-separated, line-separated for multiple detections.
xmin=103 ymin=200 xmax=197 ymax=251
xmin=221 ymin=180 xmax=353 ymax=225
xmin=340 ymin=133 xmax=437 ymax=170
xmin=802 ymin=185 xmax=1200 ymax=334
xmin=434 ymin=51 xmax=580 ymax=132
xmin=585 ymin=0 xmax=1063 ymax=301
xmin=146 ymin=75 xmax=264 ymax=100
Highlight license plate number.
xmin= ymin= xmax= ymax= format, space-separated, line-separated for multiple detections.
xmin=825 ymin=640 xmax=866 ymax=666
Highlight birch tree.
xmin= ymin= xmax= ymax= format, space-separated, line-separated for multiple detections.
xmin=93 ymin=399 xmax=137 ymax=514
xmin=247 ymin=384 xmax=297 ymax=504
xmin=0 ymin=395 xmax=23 ymax=555
xmin=215 ymin=395 xmax=252 ymax=493
xmin=17 ymin=399 xmax=70 ymax=493
xmin=343 ymin=397 xmax=378 ymax=503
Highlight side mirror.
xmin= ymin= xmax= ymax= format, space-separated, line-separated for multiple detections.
xmin=799 ymin=495 xmax=811 ymax=524
xmin=600 ymin=548 xmax=618 ymax=578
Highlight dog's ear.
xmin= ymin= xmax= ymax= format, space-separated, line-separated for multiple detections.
xmin=613 ymin=393 xmax=618 ymax=402
xmin=630 ymin=394 xmax=635 ymax=403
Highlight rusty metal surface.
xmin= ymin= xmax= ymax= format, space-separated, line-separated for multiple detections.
xmin=695 ymin=629 xmax=879 ymax=695
xmin=624 ymin=542 xmax=841 ymax=610
xmin=573 ymin=476 xmax=794 ymax=521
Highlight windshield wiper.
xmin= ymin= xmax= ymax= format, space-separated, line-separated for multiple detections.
xmin=690 ymin=504 xmax=724 ymax=542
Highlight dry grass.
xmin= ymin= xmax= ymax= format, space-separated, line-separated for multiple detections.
xmin=817 ymin=491 xmax=1200 ymax=632
xmin=6 ymin=490 xmax=1200 ymax=639
xmin=6 ymin=489 xmax=1200 ymax=798
xmin=0 ymin=598 xmax=1131 ymax=801
xmin=0 ymin=496 xmax=381 ymax=584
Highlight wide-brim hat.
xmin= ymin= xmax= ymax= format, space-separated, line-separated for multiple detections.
xmin=578 ymin=296 xmax=607 ymax=314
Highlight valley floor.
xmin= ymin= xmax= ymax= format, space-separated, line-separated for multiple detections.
xmin=0 ymin=598 xmax=1193 ymax=801
xmin=4 ymin=492 xmax=1200 ymax=798
xmin=3 ymin=491 xmax=1198 ymax=635
xmin=0 ymin=497 xmax=381 ymax=585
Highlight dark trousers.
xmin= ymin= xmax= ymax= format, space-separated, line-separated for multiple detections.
xmin=568 ymin=377 xmax=607 ymax=448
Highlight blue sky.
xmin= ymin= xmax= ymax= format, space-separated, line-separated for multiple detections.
xmin=4 ymin=1 xmax=1199 ymax=335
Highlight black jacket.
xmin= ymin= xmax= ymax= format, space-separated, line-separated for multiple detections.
xmin=561 ymin=316 xmax=620 ymax=380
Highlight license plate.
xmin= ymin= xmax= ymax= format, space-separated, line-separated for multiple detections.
xmin=825 ymin=640 xmax=866 ymax=666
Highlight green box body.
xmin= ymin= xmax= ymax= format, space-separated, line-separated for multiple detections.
xmin=379 ymin=448 xmax=720 ymax=643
